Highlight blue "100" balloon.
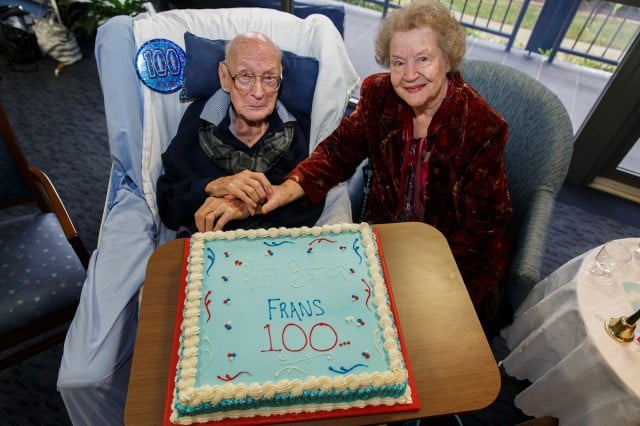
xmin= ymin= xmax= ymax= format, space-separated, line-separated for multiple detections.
xmin=135 ymin=38 xmax=186 ymax=94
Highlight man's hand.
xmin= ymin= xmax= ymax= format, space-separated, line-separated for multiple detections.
xmin=195 ymin=196 xmax=251 ymax=232
xmin=260 ymin=179 xmax=305 ymax=214
xmin=205 ymin=170 xmax=272 ymax=215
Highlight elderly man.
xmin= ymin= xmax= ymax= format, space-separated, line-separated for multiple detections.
xmin=157 ymin=31 xmax=323 ymax=234
xmin=57 ymin=32 xmax=324 ymax=426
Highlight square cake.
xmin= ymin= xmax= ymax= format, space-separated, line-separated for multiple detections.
xmin=167 ymin=222 xmax=413 ymax=424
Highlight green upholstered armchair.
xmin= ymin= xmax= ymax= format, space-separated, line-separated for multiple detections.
xmin=460 ymin=60 xmax=574 ymax=326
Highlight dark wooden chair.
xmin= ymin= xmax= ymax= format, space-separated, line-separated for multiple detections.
xmin=0 ymin=99 xmax=90 ymax=369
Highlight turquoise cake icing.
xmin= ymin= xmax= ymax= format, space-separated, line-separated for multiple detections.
xmin=169 ymin=223 xmax=411 ymax=424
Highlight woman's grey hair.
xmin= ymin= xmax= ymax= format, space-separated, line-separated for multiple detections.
xmin=375 ymin=0 xmax=466 ymax=72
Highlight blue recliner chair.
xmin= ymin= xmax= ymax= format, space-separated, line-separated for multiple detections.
xmin=57 ymin=8 xmax=359 ymax=425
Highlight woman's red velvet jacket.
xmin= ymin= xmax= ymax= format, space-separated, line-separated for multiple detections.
xmin=287 ymin=72 xmax=513 ymax=306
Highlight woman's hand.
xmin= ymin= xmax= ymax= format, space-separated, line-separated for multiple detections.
xmin=195 ymin=195 xmax=250 ymax=232
xmin=205 ymin=170 xmax=272 ymax=215
xmin=260 ymin=179 xmax=305 ymax=214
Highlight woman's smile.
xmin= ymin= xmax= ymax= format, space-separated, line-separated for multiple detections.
xmin=390 ymin=27 xmax=451 ymax=114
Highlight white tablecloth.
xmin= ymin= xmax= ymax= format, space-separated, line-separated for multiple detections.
xmin=501 ymin=238 xmax=640 ymax=426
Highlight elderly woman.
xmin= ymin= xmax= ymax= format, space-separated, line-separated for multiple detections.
xmin=262 ymin=0 xmax=513 ymax=319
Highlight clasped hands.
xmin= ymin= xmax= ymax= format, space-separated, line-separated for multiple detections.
xmin=195 ymin=170 xmax=301 ymax=232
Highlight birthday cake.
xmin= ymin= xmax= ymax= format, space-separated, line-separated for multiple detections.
xmin=168 ymin=223 xmax=413 ymax=424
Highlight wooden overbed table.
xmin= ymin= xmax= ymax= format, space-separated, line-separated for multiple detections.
xmin=125 ymin=222 xmax=500 ymax=425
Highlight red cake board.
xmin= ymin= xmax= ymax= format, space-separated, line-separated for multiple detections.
xmin=163 ymin=230 xmax=420 ymax=425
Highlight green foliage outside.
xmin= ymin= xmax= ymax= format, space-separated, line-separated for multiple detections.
xmin=59 ymin=0 xmax=147 ymax=39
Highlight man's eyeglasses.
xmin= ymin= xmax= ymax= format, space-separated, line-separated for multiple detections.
xmin=222 ymin=62 xmax=282 ymax=92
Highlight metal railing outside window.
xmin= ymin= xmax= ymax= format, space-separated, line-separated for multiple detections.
xmin=556 ymin=1 xmax=640 ymax=66
xmin=340 ymin=0 xmax=640 ymax=68
xmin=439 ymin=0 xmax=530 ymax=53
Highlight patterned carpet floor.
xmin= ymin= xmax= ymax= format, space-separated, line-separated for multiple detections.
xmin=1 ymin=42 xmax=639 ymax=425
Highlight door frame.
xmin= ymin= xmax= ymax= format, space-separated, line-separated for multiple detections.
xmin=565 ymin=31 xmax=640 ymax=203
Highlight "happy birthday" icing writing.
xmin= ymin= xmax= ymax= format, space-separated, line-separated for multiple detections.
xmin=288 ymin=261 xmax=351 ymax=287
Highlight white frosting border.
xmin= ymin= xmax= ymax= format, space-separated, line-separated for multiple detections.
xmin=170 ymin=223 xmax=411 ymax=423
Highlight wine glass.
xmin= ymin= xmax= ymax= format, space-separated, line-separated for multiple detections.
xmin=589 ymin=241 xmax=632 ymax=285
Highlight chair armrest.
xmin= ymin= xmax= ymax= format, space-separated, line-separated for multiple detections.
xmin=29 ymin=165 xmax=91 ymax=268
xmin=28 ymin=166 xmax=77 ymax=236
xmin=507 ymin=189 xmax=557 ymax=308
xmin=60 ymin=183 xmax=160 ymax=378
xmin=88 ymin=182 xmax=160 ymax=310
